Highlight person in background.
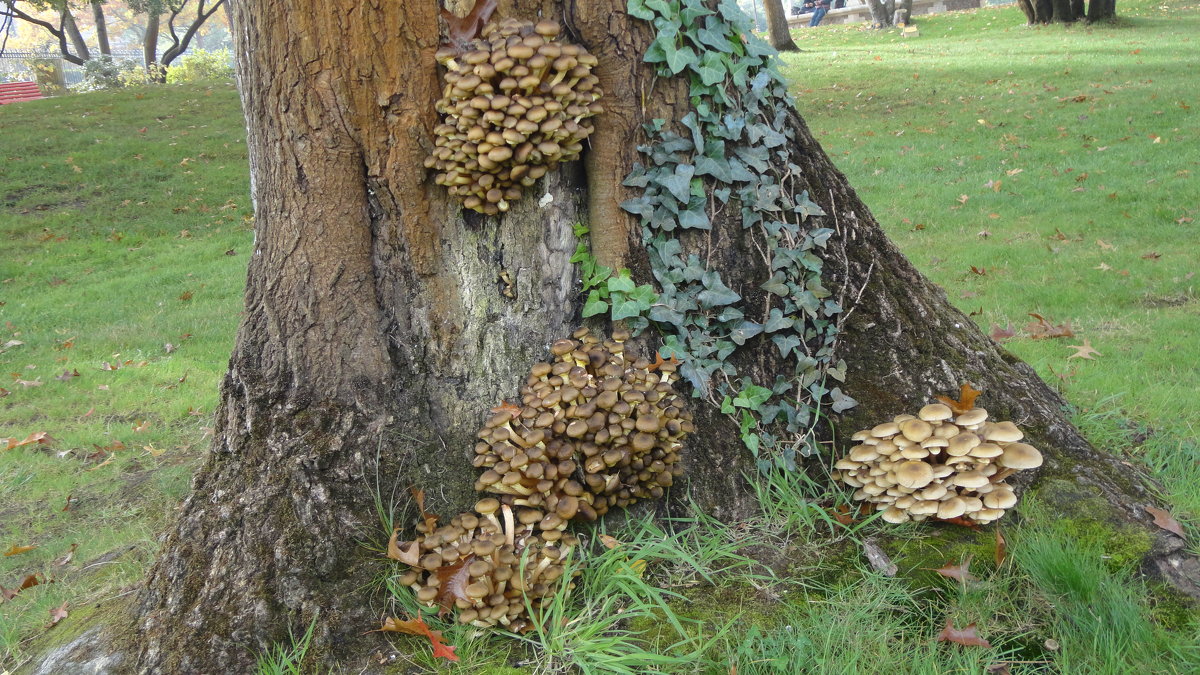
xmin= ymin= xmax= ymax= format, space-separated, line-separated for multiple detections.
xmin=808 ymin=0 xmax=831 ymax=26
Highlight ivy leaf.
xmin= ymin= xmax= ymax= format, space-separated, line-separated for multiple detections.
xmin=665 ymin=44 xmax=699 ymax=75
xmin=678 ymin=206 xmax=711 ymax=230
xmin=611 ymin=295 xmax=645 ymax=320
xmin=696 ymin=51 xmax=727 ymax=86
xmin=762 ymin=273 xmax=790 ymax=296
xmin=829 ymin=387 xmax=857 ymax=413
xmin=733 ymin=385 xmax=772 ymax=410
xmin=626 ymin=0 xmax=656 ymax=19
xmin=764 ymin=309 xmax=794 ymax=333
xmin=661 ymin=164 xmax=695 ymax=203
xmin=583 ymin=291 xmax=609 ymax=318
xmin=694 ymin=155 xmax=732 ymax=182
xmin=772 ymin=334 xmax=802 ymax=358
xmin=729 ymin=321 xmax=763 ymax=345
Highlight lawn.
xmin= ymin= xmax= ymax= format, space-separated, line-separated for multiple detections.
xmin=2 ymin=1 xmax=1198 ymax=671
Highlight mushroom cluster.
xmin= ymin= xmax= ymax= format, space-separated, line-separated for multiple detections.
xmin=473 ymin=327 xmax=691 ymax=521
xmin=396 ymin=497 xmax=578 ymax=630
xmin=832 ymin=404 xmax=1043 ymax=525
xmin=426 ymin=17 xmax=603 ymax=215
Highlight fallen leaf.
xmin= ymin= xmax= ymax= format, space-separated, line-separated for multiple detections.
xmin=936 ymin=619 xmax=992 ymax=647
xmin=143 ymin=444 xmax=166 ymax=457
xmin=995 ymin=528 xmax=1007 ymax=567
xmin=387 ymin=529 xmax=421 ymax=566
xmin=164 ymin=343 xmax=176 ymax=354
xmin=1145 ymin=506 xmax=1185 ymax=538
xmin=1140 ymin=252 xmax=1161 ymax=261
xmin=133 ymin=420 xmax=150 ymax=432
xmin=863 ymin=538 xmax=897 ymax=576
xmin=19 ymin=573 xmax=43 ymax=591
xmin=1095 ymin=262 xmax=1112 ymax=271
xmin=435 ymin=556 xmax=474 ymax=615
xmin=4 ymin=431 xmax=55 ymax=451
xmin=224 ymin=249 xmax=237 ymax=256
xmin=489 ymin=401 xmax=521 ymax=420
xmin=0 ymin=339 xmax=23 ymax=351
xmin=989 ymin=324 xmax=1016 ymax=341
xmin=374 ymin=615 xmax=459 ymax=661
xmin=62 ymin=494 xmax=76 ymax=511
xmin=987 ymin=663 xmax=1013 ymax=674
xmin=830 ymin=503 xmax=855 ymax=526
xmin=410 ymin=487 xmax=437 ymax=534
xmin=3 ymin=545 xmax=37 ymax=557
xmin=598 ymin=534 xmax=621 ymax=549
xmin=936 ymin=384 xmax=982 ymax=415
xmin=55 ymin=369 xmax=80 ymax=381
xmin=45 ymin=602 xmax=69 ymax=628
xmin=1026 ymin=313 xmax=1075 ymax=339
xmin=179 ymin=290 xmax=193 ymax=302
xmin=1065 ymin=338 xmax=1102 ymax=360
xmin=970 ymin=266 xmax=987 ymax=276
xmin=53 ymin=543 xmax=77 ymax=566
xmin=931 ymin=555 xmax=978 ymax=582
xmin=1096 ymin=239 xmax=1115 ymax=250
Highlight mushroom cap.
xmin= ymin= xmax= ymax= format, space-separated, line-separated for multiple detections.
xmin=850 ymin=429 xmax=872 ymax=441
xmin=871 ymin=422 xmax=901 ymax=438
xmin=475 ymin=497 xmax=501 ymax=515
xmin=946 ymin=433 xmax=982 ymax=457
xmin=937 ymin=497 xmax=967 ymax=519
xmin=920 ymin=484 xmax=949 ymax=501
xmin=983 ymin=489 xmax=1018 ymax=509
xmin=955 ymin=408 xmax=988 ymax=427
xmin=984 ymin=421 xmax=1024 ymax=443
xmin=848 ymin=444 xmax=881 ymax=462
xmin=881 ymin=507 xmax=910 ymax=524
xmin=953 ymin=471 xmax=989 ymax=489
xmin=968 ymin=442 xmax=1004 ymax=459
xmin=833 ymin=458 xmax=862 ymax=471
xmin=900 ymin=446 xmax=931 ymax=460
xmin=921 ymin=436 xmax=950 ymax=450
xmin=973 ymin=508 xmax=1006 ymax=523
xmin=899 ymin=419 xmax=934 ymax=443
xmin=894 ymin=461 xmax=935 ymax=489
xmin=909 ymin=499 xmax=940 ymax=516
xmin=998 ymin=443 xmax=1043 ymax=469
xmin=919 ymin=403 xmax=954 ymax=421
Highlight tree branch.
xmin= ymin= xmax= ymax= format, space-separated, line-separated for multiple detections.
xmin=160 ymin=0 xmax=225 ymax=66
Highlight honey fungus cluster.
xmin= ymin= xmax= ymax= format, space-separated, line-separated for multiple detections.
xmin=426 ymin=17 xmax=603 ymax=214
xmin=473 ymin=327 xmax=692 ymax=519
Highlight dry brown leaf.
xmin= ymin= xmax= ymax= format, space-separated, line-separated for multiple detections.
xmin=995 ymin=528 xmax=1007 ymax=567
xmin=387 ymin=530 xmax=421 ymax=566
xmin=936 ymin=618 xmax=992 ymax=647
xmin=1145 ymin=506 xmax=1185 ymax=538
xmin=441 ymin=0 xmax=498 ymax=48
xmin=989 ymin=323 xmax=1016 ymax=341
xmin=936 ymin=384 xmax=983 ymax=415
xmin=1066 ymin=338 xmax=1102 ymax=360
xmin=3 ymin=544 xmax=37 ymax=557
xmin=53 ymin=543 xmax=78 ymax=567
xmin=931 ymin=554 xmax=978 ymax=583
xmin=1026 ymin=313 xmax=1075 ymax=339
xmin=4 ymin=431 xmax=55 ymax=451
xmin=46 ymin=601 xmax=69 ymax=628
xmin=599 ymin=534 xmax=621 ymax=549
xmin=410 ymin=487 xmax=437 ymax=533
xmin=434 ymin=556 xmax=474 ymax=616
xmin=373 ymin=615 xmax=458 ymax=661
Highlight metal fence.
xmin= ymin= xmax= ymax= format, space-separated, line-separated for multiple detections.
xmin=0 ymin=49 xmax=144 ymax=86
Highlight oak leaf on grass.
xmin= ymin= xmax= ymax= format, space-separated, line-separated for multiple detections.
xmin=936 ymin=619 xmax=991 ymax=647
xmin=373 ymin=615 xmax=458 ymax=661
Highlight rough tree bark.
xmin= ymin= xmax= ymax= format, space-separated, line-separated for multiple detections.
xmin=60 ymin=5 xmax=90 ymax=60
xmin=763 ymin=0 xmax=799 ymax=51
xmin=123 ymin=0 xmax=1194 ymax=672
xmin=142 ymin=11 xmax=159 ymax=72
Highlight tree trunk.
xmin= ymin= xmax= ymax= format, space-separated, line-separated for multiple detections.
xmin=763 ymin=0 xmax=799 ymax=51
xmin=128 ymin=0 xmax=1192 ymax=672
xmin=143 ymin=11 xmax=160 ymax=77
xmin=61 ymin=6 xmax=91 ymax=61
xmin=864 ymin=0 xmax=897 ymax=27
xmin=91 ymin=1 xmax=111 ymax=56
xmin=1087 ymin=0 xmax=1116 ymax=20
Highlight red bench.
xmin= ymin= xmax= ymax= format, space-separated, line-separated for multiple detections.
xmin=0 ymin=81 xmax=44 ymax=104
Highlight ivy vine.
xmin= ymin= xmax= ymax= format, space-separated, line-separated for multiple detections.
xmin=617 ymin=0 xmax=857 ymax=472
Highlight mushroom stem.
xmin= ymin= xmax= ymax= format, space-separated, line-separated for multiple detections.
xmin=991 ymin=468 xmax=1017 ymax=483
xmin=502 ymin=504 xmax=516 ymax=547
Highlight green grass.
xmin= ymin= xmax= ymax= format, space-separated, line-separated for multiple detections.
xmin=0 ymin=81 xmax=253 ymax=666
xmin=4 ymin=1 xmax=1200 ymax=671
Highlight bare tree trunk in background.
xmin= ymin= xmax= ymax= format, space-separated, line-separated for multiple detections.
xmin=123 ymin=0 xmax=1195 ymax=672
xmin=143 ymin=11 xmax=159 ymax=73
xmin=91 ymin=1 xmax=111 ymax=56
xmin=763 ymin=0 xmax=799 ymax=51
xmin=60 ymin=6 xmax=90 ymax=61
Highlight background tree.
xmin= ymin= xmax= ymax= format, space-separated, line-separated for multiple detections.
xmin=1 ymin=0 xmax=90 ymax=64
xmin=126 ymin=0 xmax=225 ymax=76
xmin=90 ymin=0 xmax=110 ymax=55
xmin=1016 ymin=0 xmax=1114 ymax=23
xmin=763 ymin=0 xmax=798 ymax=51
xmin=864 ymin=0 xmax=914 ymax=28
xmin=125 ymin=0 xmax=1194 ymax=672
